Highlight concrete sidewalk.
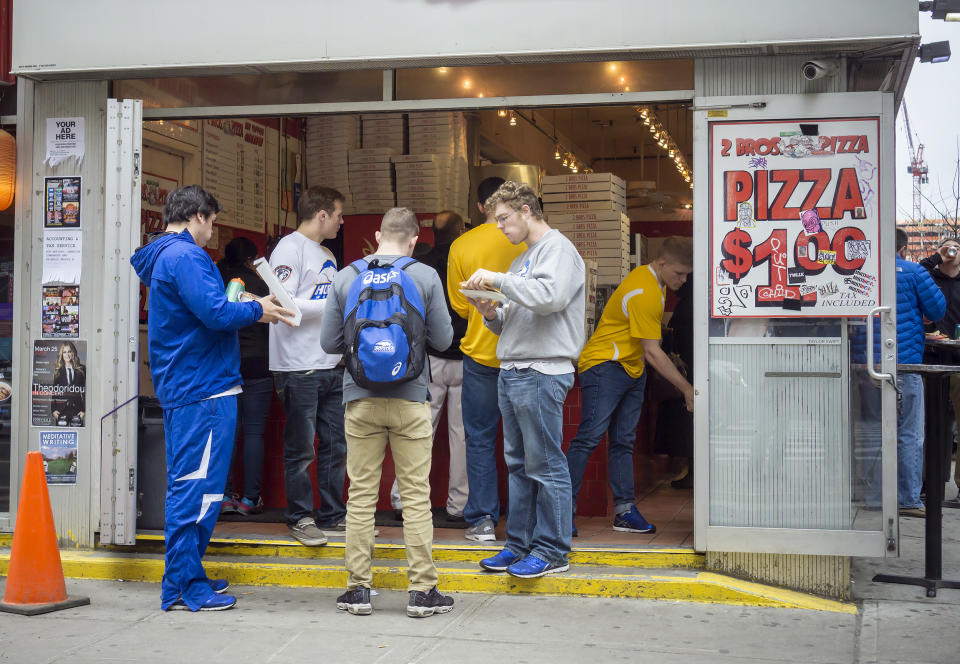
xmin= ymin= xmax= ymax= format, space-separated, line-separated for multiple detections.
xmin=1 ymin=493 xmax=958 ymax=663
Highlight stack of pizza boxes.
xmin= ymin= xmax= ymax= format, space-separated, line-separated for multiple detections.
xmin=543 ymin=172 xmax=629 ymax=286
xmin=394 ymin=112 xmax=470 ymax=218
xmin=346 ymin=114 xmax=405 ymax=214
xmin=305 ymin=116 xmax=359 ymax=212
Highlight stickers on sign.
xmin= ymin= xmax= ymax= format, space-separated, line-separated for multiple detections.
xmin=817 ymin=250 xmax=837 ymax=265
xmin=787 ymin=267 xmax=807 ymax=284
xmin=800 ymin=209 xmax=822 ymax=236
xmin=844 ymin=239 xmax=871 ymax=260
xmin=735 ymin=202 xmax=756 ymax=228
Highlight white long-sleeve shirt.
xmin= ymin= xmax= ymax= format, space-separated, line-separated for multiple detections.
xmin=268 ymin=230 xmax=342 ymax=371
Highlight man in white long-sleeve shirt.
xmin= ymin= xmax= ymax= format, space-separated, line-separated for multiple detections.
xmin=269 ymin=186 xmax=347 ymax=546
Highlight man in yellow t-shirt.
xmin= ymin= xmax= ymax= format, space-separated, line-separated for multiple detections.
xmin=446 ymin=177 xmax=526 ymax=542
xmin=566 ymin=237 xmax=694 ymax=536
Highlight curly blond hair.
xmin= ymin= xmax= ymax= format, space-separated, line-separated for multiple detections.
xmin=484 ymin=181 xmax=543 ymax=220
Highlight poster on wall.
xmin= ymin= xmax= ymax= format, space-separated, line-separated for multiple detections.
xmin=44 ymin=176 xmax=82 ymax=229
xmin=32 ymin=339 xmax=86 ymax=428
xmin=42 ymin=285 xmax=80 ymax=338
xmin=710 ymin=117 xmax=880 ymax=318
xmin=41 ymin=230 xmax=83 ymax=285
xmin=44 ymin=117 xmax=85 ymax=167
xmin=141 ymin=171 xmax=179 ymax=241
xmin=40 ymin=430 xmax=78 ymax=485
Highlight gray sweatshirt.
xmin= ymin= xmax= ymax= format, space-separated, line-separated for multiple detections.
xmin=320 ymin=255 xmax=453 ymax=404
xmin=485 ymin=229 xmax=586 ymax=374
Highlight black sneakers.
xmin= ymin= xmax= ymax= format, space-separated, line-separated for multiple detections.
xmin=336 ymin=587 xmax=372 ymax=616
xmin=407 ymin=586 xmax=455 ymax=618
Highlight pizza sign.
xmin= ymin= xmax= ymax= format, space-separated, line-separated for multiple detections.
xmin=710 ymin=118 xmax=881 ymax=318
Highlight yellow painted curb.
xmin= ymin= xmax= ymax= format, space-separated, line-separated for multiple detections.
xmin=695 ymin=572 xmax=858 ymax=615
xmin=0 ymin=551 xmax=853 ymax=612
xmin=105 ymin=534 xmax=704 ymax=569
xmin=0 ymin=533 xmax=11 ymax=547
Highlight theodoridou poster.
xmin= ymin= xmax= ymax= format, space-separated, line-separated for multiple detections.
xmin=710 ymin=117 xmax=880 ymax=318
xmin=32 ymin=339 xmax=87 ymax=428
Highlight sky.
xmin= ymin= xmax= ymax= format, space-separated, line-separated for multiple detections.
xmin=895 ymin=14 xmax=960 ymax=223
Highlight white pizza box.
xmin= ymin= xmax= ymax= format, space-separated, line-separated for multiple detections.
xmin=410 ymin=129 xmax=462 ymax=141
xmin=408 ymin=111 xmax=463 ymax=121
xmin=408 ymin=142 xmax=458 ymax=153
xmin=348 ymin=162 xmax=394 ymax=173
xmin=543 ymin=200 xmax=625 ymax=213
xmin=350 ymin=186 xmax=397 ymax=197
xmin=408 ymin=119 xmax=464 ymax=130
xmin=305 ymin=139 xmax=360 ymax=151
xmin=542 ymin=181 xmax=627 ymax=194
xmin=564 ymin=237 xmax=625 ymax=250
xmin=305 ymin=130 xmax=360 ymax=142
xmin=565 ymin=229 xmax=629 ymax=241
xmin=347 ymin=146 xmax=400 ymax=157
xmin=361 ymin=140 xmax=405 ymax=151
xmin=352 ymin=193 xmax=398 ymax=203
xmin=398 ymin=200 xmax=444 ymax=211
xmin=392 ymin=153 xmax=452 ymax=163
xmin=306 ymin=152 xmax=349 ymax=164
xmin=361 ymin=112 xmax=405 ymax=120
xmin=576 ymin=247 xmax=629 ymax=259
xmin=362 ymin=126 xmax=406 ymax=136
xmin=348 ymin=174 xmax=394 ymax=186
xmin=348 ymin=152 xmax=395 ymax=165
xmin=397 ymin=182 xmax=443 ymax=193
xmin=361 ymin=119 xmax=406 ymax=130
xmin=305 ymin=166 xmax=350 ymax=178
xmin=395 ymin=174 xmax=442 ymax=185
xmin=542 ymin=191 xmax=627 ymax=204
xmin=551 ymin=218 xmax=628 ymax=230
xmin=547 ymin=210 xmax=630 ymax=225
xmin=253 ymin=258 xmax=302 ymax=326
xmin=542 ymin=172 xmax=626 ymax=188
xmin=394 ymin=164 xmax=444 ymax=175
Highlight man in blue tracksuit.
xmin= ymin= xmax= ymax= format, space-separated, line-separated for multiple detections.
xmin=892 ymin=228 xmax=945 ymax=516
xmin=131 ymin=185 xmax=292 ymax=611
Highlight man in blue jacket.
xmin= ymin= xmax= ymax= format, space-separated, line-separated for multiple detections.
xmin=893 ymin=228 xmax=946 ymax=516
xmin=131 ymin=185 xmax=293 ymax=611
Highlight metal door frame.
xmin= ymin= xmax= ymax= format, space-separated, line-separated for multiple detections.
xmin=692 ymin=91 xmax=899 ymax=557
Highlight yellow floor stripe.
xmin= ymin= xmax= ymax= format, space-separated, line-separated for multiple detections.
xmin=0 ymin=551 xmax=854 ymax=613
xmin=105 ymin=534 xmax=704 ymax=569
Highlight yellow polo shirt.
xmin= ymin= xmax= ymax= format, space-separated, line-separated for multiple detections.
xmin=447 ymin=223 xmax=526 ymax=367
xmin=578 ymin=265 xmax=665 ymax=378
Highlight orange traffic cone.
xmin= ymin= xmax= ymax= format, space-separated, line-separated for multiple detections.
xmin=0 ymin=451 xmax=89 ymax=615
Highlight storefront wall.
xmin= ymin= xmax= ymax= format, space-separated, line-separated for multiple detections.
xmin=5 ymin=3 xmax=917 ymax=586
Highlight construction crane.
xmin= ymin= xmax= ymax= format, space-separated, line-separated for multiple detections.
xmin=902 ymin=101 xmax=931 ymax=257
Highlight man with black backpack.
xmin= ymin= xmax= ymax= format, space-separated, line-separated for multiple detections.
xmin=320 ymin=207 xmax=454 ymax=618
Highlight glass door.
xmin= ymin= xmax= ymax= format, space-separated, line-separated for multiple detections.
xmin=693 ymin=92 xmax=899 ymax=557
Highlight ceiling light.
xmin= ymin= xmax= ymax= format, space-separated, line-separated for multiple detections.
xmin=509 ymin=112 xmax=518 ymax=126
xmin=498 ymin=109 xmax=507 ymax=117
xmin=608 ymin=63 xmax=618 ymax=72
xmin=683 ymin=204 xmax=692 ymax=210
xmin=437 ymin=67 xmax=449 ymax=74
xmin=619 ymin=77 xmax=626 ymax=84
xmin=554 ymin=146 xmax=561 ymax=160
xmin=624 ymin=86 xmax=630 ymax=91
xmin=562 ymin=156 xmax=569 ymax=167
xmin=571 ymin=165 xmax=578 ymax=173
xmin=477 ymin=92 xmax=485 ymax=98
xmin=463 ymin=78 xmax=472 ymax=89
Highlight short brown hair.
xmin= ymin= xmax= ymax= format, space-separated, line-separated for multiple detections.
xmin=658 ymin=236 xmax=693 ymax=267
xmin=484 ymin=180 xmax=543 ymax=220
xmin=433 ymin=210 xmax=465 ymax=245
xmin=380 ymin=207 xmax=420 ymax=242
xmin=298 ymin=186 xmax=344 ymax=224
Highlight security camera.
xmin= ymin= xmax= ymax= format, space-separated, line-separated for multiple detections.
xmin=801 ymin=59 xmax=840 ymax=81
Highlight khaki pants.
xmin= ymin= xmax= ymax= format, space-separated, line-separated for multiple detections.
xmin=344 ymin=397 xmax=438 ymax=592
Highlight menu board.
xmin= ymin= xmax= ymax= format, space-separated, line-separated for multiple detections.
xmin=202 ymin=119 xmax=265 ymax=233
xmin=710 ymin=117 xmax=880 ymax=318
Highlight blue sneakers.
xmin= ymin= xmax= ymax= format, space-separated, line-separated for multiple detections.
xmin=507 ymin=554 xmax=570 ymax=578
xmin=166 ymin=593 xmax=237 ymax=611
xmin=612 ymin=506 xmax=656 ymax=534
xmin=479 ymin=548 xmax=522 ymax=572
xmin=210 ymin=578 xmax=230 ymax=594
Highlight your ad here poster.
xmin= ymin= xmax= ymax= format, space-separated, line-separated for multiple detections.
xmin=710 ymin=117 xmax=880 ymax=318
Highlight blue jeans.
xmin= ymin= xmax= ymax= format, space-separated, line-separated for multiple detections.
xmin=499 ymin=368 xmax=574 ymax=565
xmin=161 ymin=395 xmax=235 ymax=610
xmin=462 ymin=356 xmax=502 ymax=526
xmin=274 ymin=369 xmax=347 ymax=526
xmin=566 ymin=362 xmax=647 ymax=515
xmin=225 ymin=376 xmax=273 ymax=502
xmin=897 ymin=373 xmax=924 ymax=509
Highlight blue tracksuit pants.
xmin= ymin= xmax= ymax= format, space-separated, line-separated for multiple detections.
xmin=160 ymin=395 xmax=236 ymax=610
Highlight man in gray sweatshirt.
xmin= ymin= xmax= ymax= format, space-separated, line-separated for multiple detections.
xmin=320 ymin=207 xmax=455 ymax=618
xmin=462 ymin=181 xmax=585 ymax=578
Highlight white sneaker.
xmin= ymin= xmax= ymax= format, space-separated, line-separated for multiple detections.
xmin=465 ymin=518 xmax=496 ymax=542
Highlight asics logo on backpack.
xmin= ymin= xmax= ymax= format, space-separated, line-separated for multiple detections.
xmin=392 ymin=362 xmax=403 ymax=376
xmin=361 ymin=270 xmax=400 ymax=286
